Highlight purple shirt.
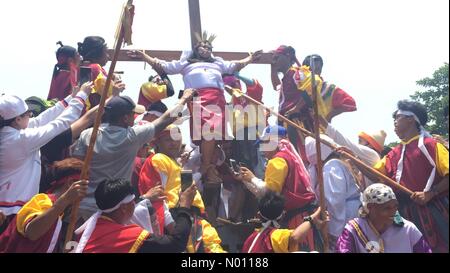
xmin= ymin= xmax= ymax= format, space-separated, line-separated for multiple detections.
xmin=336 ymin=217 xmax=432 ymax=253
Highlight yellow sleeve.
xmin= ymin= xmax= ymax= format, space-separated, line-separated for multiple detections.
xmin=93 ymin=73 xmax=113 ymax=97
xmin=201 ymin=220 xmax=227 ymax=253
xmin=270 ymin=229 xmax=293 ymax=253
xmin=192 ymin=191 xmax=206 ymax=214
xmin=436 ymin=143 xmax=449 ymax=177
xmin=16 ymin=194 xmax=53 ymax=236
xmin=141 ymin=82 xmax=168 ymax=103
xmin=373 ymin=156 xmax=388 ymax=175
xmin=151 ymin=153 xmax=171 ymax=176
xmin=265 ymin=158 xmax=289 ymax=193
xmin=152 ymin=154 xmax=177 ymax=207
xmin=152 ymin=154 xmax=205 ymax=211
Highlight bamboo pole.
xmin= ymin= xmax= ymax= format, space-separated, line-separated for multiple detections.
xmin=310 ymin=59 xmax=329 ymax=252
xmin=63 ymin=1 xmax=133 ymax=252
xmin=223 ymin=85 xmax=414 ymax=197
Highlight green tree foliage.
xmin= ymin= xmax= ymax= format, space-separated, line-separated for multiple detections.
xmin=411 ymin=63 xmax=449 ymax=137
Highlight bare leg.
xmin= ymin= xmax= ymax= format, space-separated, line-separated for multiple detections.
xmin=200 ymin=140 xmax=222 ymax=226
xmin=200 ymin=140 xmax=222 ymax=183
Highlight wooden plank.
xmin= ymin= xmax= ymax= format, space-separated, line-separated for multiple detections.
xmin=109 ymin=49 xmax=274 ymax=64
xmin=188 ymin=0 xmax=202 ymax=50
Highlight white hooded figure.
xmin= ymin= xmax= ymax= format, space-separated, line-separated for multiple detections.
xmin=305 ymin=135 xmax=362 ymax=251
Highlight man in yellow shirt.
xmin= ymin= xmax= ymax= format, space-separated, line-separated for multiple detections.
xmin=238 ymin=125 xmax=322 ymax=252
xmin=138 ymin=125 xmax=225 ymax=252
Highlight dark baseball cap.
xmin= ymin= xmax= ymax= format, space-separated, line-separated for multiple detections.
xmin=105 ymin=96 xmax=140 ymax=117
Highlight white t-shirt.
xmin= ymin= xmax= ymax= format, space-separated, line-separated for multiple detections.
xmin=0 ymin=94 xmax=86 ymax=215
xmin=160 ymin=55 xmax=236 ymax=90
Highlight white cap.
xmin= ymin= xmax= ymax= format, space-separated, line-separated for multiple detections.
xmin=0 ymin=95 xmax=29 ymax=120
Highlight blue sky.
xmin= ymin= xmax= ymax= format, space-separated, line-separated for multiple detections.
xmin=0 ymin=0 xmax=448 ymax=144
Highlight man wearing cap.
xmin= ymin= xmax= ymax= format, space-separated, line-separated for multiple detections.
xmin=0 ymin=84 xmax=91 ymax=232
xmin=305 ymin=135 xmax=362 ymax=252
xmin=73 ymin=91 xmax=195 ymax=220
xmin=370 ymin=100 xmax=449 ymax=252
xmin=238 ymin=125 xmax=322 ymax=252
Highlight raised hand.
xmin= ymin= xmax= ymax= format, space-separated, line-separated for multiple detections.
xmin=60 ymin=180 xmax=89 ymax=204
xmin=143 ymin=185 xmax=167 ymax=202
xmin=127 ymin=50 xmax=147 ymax=60
xmin=80 ymin=81 xmax=94 ymax=96
xmin=179 ymin=88 xmax=198 ymax=104
xmin=250 ymin=50 xmax=263 ymax=62
xmin=239 ymin=166 xmax=256 ymax=183
xmin=112 ymin=80 xmax=126 ymax=96
xmin=179 ymin=182 xmax=198 ymax=209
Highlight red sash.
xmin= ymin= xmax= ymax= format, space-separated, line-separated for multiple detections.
xmin=275 ymin=150 xmax=316 ymax=211
xmin=83 ymin=217 xmax=149 ymax=253
xmin=138 ymin=154 xmax=166 ymax=234
xmin=242 ymin=228 xmax=275 ymax=253
xmin=0 ymin=195 xmax=59 ymax=253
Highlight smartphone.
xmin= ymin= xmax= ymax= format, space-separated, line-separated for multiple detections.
xmin=78 ymin=66 xmax=92 ymax=86
xmin=180 ymin=170 xmax=193 ymax=192
xmin=178 ymin=90 xmax=184 ymax=99
xmin=229 ymin=159 xmax=240 ymax=175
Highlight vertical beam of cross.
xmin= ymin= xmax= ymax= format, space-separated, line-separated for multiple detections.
xmin=111 ymin=0 xmax=273 ymax=63
xmin=188 ymin=0 xmax=202 ymax=50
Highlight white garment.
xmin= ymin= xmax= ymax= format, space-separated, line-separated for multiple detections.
xmin=0 ymin=93 xmax=87 ymax=216
xmin=130 ymin=199 xmax=174 ymax=235
xmin=320 ymin=159 xmax=361 ymax=238
xmin=326 ymin=123 xmax=380 ymax=186
xmin=160 ymin=55 xmax=236 ymax=90
xmin=243 ymin=177 xmax=267 ymax=199
xmin=325 ymin=124 xmax=380 ymax=167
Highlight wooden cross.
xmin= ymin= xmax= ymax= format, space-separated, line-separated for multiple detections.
xmin=109 ymin=0 xmax=273 ymax=64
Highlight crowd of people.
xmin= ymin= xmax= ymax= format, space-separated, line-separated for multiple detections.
xmin=0 ymin=33 xmax=448 ymax=253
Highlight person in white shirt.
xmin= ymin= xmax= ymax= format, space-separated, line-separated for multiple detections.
xmin=0 ymin=83 xmax=92 ymax=219
xmin=305 ymin=135 xmax=363 ymax=252
xmin=318 ymin=115 xmax=386 ymax=186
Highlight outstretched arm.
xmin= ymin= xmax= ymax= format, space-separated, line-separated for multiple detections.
xmin=233 ymin=50 xmax=263 ymax=72
xmin=128 ymin=50 xmax=165 ymax=74
xmin=151 ymin=88 xmax=197 ymax=136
